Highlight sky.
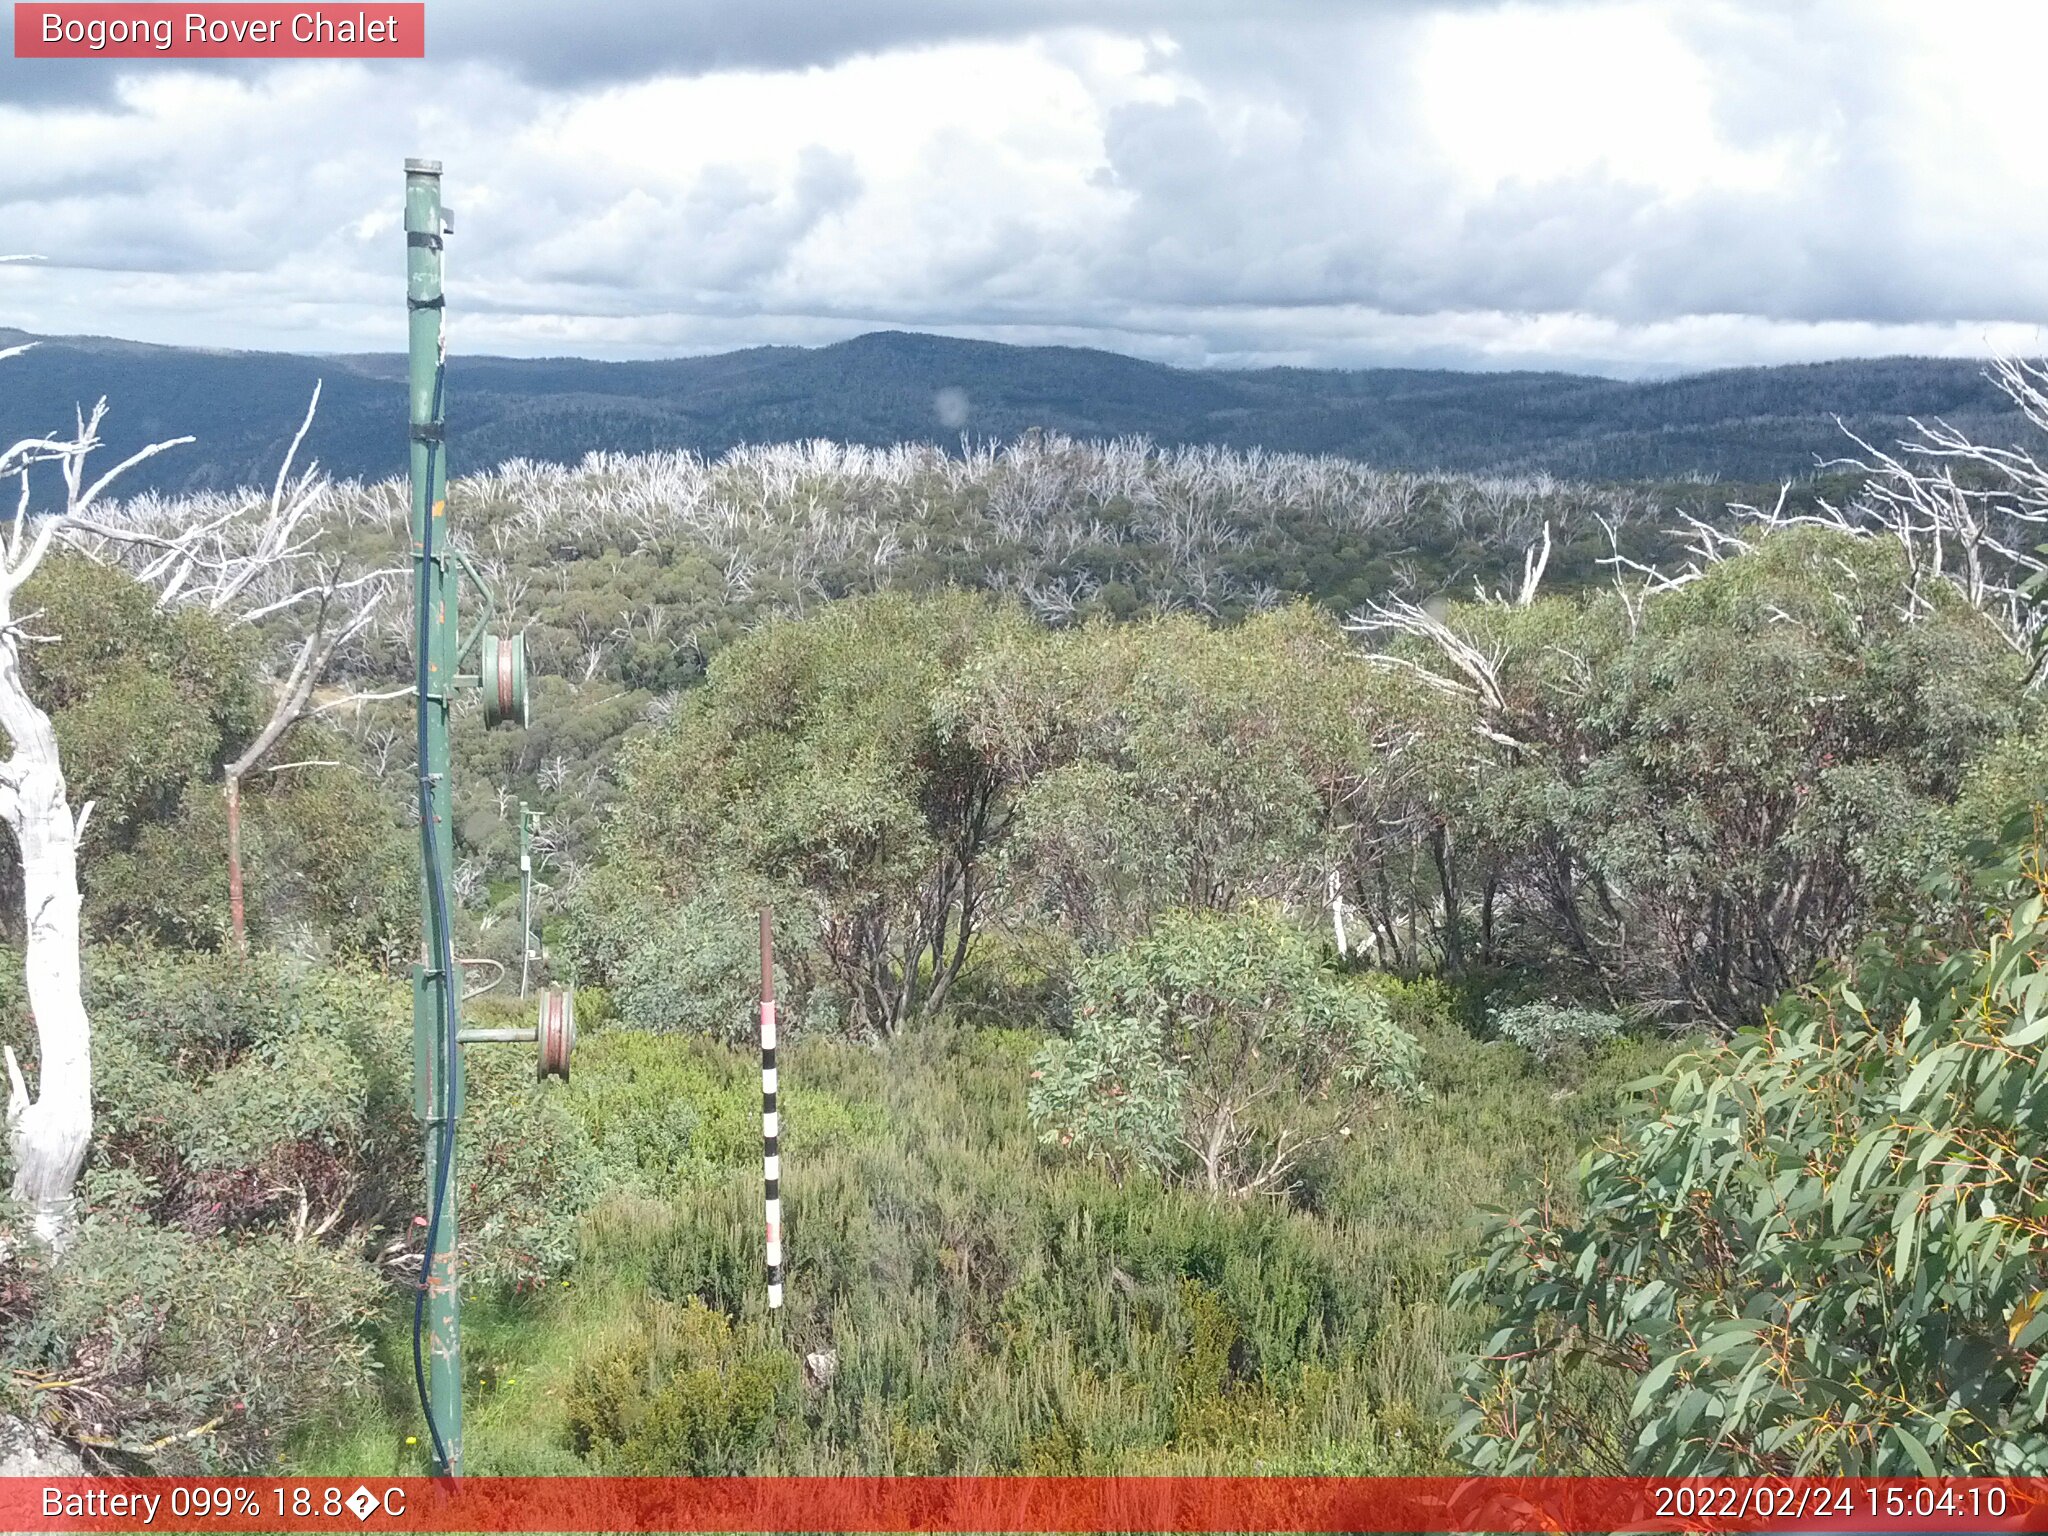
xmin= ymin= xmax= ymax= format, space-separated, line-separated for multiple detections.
xmin=2 ymin=0 xmax=2045 ymax=376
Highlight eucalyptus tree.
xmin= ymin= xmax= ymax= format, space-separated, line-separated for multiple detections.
xmin=1352 ymin=528 xmax=2029 ymax=1024
xmin=944 ymin=605 xmax=1435 ymax=950
xmin=68 ymin=383 xmax=405 ymax=953
xmin=1028 ymin=906 xmax=1422 ymax=1194
xmin=608 ymin=589 xmax=1033 ymax=1036
xmin=1453 ymin=816 xmax=2048 ymax=1474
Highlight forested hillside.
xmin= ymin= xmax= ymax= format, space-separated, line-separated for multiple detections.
xmin=0 ymin=326 xmax=2029 ymax=495
xmin=6 ymin=355 xmax=2048 ymax=1479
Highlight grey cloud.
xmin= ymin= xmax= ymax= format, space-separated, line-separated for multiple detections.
xmin=422 ymin=0 xmax=1503 ymax=89
xmin=0 ymin=0 xmax=2039 ymax=373
xmin=520 ymin=149 xmax=861 ymax=292
xmin=1067 ymin=5 xmax=2048 ymax=334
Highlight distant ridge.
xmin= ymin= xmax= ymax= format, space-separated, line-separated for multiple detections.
xmin=0 ymin=326 xmax=2030 ymax=496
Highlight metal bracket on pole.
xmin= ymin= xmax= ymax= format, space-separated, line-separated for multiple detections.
xmin=452 ymin=546 xmax=498 ymax=673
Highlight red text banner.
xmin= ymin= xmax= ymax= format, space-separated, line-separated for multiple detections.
xmin=14 ymin=4 xmax=425 ymax=58
xmin=3 ymin=1477 xmax=2048 ymax=1533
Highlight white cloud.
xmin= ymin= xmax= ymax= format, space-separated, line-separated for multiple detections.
xmin=0 ymin=0 xmax=2042 ymax=373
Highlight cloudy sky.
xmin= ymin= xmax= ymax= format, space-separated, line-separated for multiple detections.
xmin=2 ymin=0 xmax=2044 ymax=375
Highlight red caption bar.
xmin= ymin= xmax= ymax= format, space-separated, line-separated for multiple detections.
xmin=14 ymin=4 xmax=423 ymax=58
xmin=4 ymin=1478 xmax=2048 ymax=1533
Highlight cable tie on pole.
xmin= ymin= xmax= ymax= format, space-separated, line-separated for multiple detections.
xmin=407 ymin=296 xmax=446 ymax=312
xmin=409 ymin=422 xmax=445 ymax=441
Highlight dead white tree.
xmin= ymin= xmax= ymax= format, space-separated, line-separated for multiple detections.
xmin=1473 ymin=520 xmax=1552 ymax=607
xmin=1347 ymin=594 xmax=1525 ymax=750
xmin=1668 ymin=361 xmax=2048 ymax=659
xmin=0 ymin=360 xmax=192 ymax=1248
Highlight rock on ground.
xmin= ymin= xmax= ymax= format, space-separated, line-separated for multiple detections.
xmin=0 ymin=1413 xmax=84 ymax=1476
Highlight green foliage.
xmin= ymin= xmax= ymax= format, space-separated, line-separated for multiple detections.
xmin=304 ymin=1000 xmax=1685 ymax=1478
xmin=1031 ymin=908 xmax=1422 ymax=1194
xmin=1451 ymin=814 xmax=2048 ymax=1474
xmin=0 ymin=557 xmax=413 ymax=960
xmin=606 ymin=896 xmax=762 ymax=1041
xmin=240 ymin=743 xmax=414 ymax=967
xmin=610 ymin=591 xmax=1031 ymax=1035
xmin=86 ymin=781 xmax=239 ymax=951
xmin=948 ymin=607 xmax=1386 ymax=944
xmin=0 ymin=949 xmax=599 ymax=1469
xmin=1410 ymin=527 xmax=2033 ymax=1024
xmin=1489 ymin=1002 xmax=1628 ymax=1065
xmin=14 ymin=376 xmax=2047 ymax=1484
xmin=81 ymin=946 xmax=412 ymax=1239
xmin=1028 ymin=994 xmax=1182 ymax=1178
xmin=568 ymin=884 xmax=821 ymax=1042
xmin=566 ymin=1297 xmax=798 ymax=1473
xmin=2 ymin=557 xmax=254 ymax=944
xmin=1 ymin=1217 xmax=381 ymax=1472
xmin=456 ymin=1033 xmax=607 ymax=1291
xmin=563 ymin=1029 xmax=869 ymax=1199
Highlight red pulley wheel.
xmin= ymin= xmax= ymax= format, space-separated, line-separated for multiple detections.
xmin=537 ymin=987 xmax=575 ymax=1080
xmin=481 ymin=631 xmax=530 ymax=729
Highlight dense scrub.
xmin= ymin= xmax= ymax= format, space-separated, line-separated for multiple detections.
xmin=124 ymin=435 xmax=1692 ymax=900
xmin=587 ymin=529 xmax=2033 ymax=1040
xmin=7 ymin=398 xmax=2048 ymax=1475
xmin=300 ymin=999 xmax=1685 ymax=1476
xmin=0 ymin=951 xmax=595 ymax=1470
xmin=1454 ymin=813 xmax=2048 ymax=1475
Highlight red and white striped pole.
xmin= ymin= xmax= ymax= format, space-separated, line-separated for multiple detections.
xmin=760 ymin=906 xmax=782 ymax=1311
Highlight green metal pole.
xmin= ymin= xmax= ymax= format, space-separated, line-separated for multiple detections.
xmin=405 ymin=156 xmax=463 ymax=1476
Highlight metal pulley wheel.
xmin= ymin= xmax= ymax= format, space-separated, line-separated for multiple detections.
xmin=481 ymin=631 xmax=529 ymax=728
xmin=536 ymin=987 xmax=575 ymax=1080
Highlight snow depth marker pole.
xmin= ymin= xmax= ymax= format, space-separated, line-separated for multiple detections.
xmin=761 ymin=906 xmax=783 ymax=1311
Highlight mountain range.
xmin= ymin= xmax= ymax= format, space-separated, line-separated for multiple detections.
xmin=0 ymin=326 xmax=2031 ymax=497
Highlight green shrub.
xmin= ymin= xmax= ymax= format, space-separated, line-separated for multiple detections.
xmin=1452 ymin=813 xmax=2048 ymax=1475
xmin=83 ymin=946 xmax=411 ymax=1238
xmin=1488 ymin=1001 xmax=1627 ymax=1064
xmin=943 ymin=927 xmax=1078 ymax=1030
xmin=574 ymin=983 xmax=616 ymax=1029
xmin=1 ymin=1217 xmax=380 ymax=1472
xmin=562 ymin=1028 xmax=870 ymax=1210
xmin=1028 ymin=999 xmax=1182 ymax=1177
xmin=608 ymin=896 xmax=770 ymax=1043
xmin=63 ymin=945 xmax=592 ymax=1286
xmin=566 ymin=881 xmax=822 ymax=1041
xmin=457 ymin=1045 xmax=606 ymax=1290
xmin=1031 ymin=908 xmax=1422 ymax=1194
xmin=565 ymin=1297 xmax=797 ymax=1472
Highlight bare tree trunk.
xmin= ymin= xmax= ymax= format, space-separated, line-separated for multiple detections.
xmin=1431 ymin=823 xmax=1466 ymax=974
xmin=225 ymin=771 xmax=246 ymax=955
xmin=1200 ymin=1114 xmax=1228 ymax=1193
xmin=0 ymin=641 xmax=92 ymax=1250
